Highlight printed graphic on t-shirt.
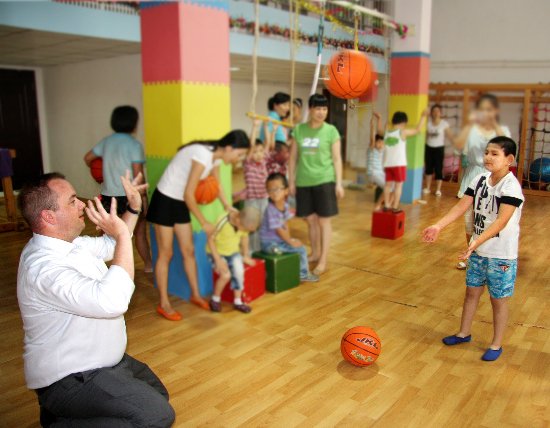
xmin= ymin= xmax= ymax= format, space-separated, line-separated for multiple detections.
xmin=427 ymin=130 xmax=440 ymax=139
xmin=472 ymin=175 xmax=500 ymax=237
xmin=466 ymin=172 xmax=524 ymax=259
xmin=302 ymin=137 xmax=321 ymax=153
xmin=385 ymin=136 xmax=399 ymax=147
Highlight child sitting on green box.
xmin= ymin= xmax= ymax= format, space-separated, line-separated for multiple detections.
xmin=259 ymin=173 xmax=319 ymax=282
xmin=206 ymin=207 xmax=262 ymax=313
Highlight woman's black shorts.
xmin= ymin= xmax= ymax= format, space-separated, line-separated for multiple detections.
xmin=296 ymin=182 xmax=339 ymax=218
xmin=146 ymin=189 xmax=191 ymax=227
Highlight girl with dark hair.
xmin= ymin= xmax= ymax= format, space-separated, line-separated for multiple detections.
xmin=259 ymin=92 xmax=290 ymax=143
xmin=289 ymin=94 xmax=344 ymax=276
xmin=453 ymin=94 xmax=511 ymax=270
xmin=146 ymin=130 xmax=250 ymax=320
xmin=424 ymin=104 xmax=455 ymax=196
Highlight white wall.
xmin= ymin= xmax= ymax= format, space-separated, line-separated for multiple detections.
xmin=43 ymin=54 xmax=144 ymax=199
xmin=430 ymin=0 xmax=550 ymax=83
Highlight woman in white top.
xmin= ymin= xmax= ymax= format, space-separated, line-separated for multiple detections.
xmin=146 ymin=131 xmax=250 ymax=320
xmin=453 ymin=94 xmax=511 ymax=269
xmin=424 ymin=104 xmax=455 ymax=196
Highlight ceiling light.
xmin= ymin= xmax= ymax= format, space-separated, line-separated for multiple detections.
xmin=230 ymin=67 xmax=240 ymax=71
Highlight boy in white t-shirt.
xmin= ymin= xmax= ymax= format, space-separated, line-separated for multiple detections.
xmin=422 ymin=136 xmax=524 ymax=362
xmin=382 ymin=109 xmax=429 ymax=213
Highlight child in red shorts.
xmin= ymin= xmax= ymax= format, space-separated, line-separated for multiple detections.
xmin=383 ymin=109 xmax=429 ymax=212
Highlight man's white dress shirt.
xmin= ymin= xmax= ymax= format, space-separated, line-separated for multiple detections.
xmin=17 ymin=233 xmax=135 ymax=389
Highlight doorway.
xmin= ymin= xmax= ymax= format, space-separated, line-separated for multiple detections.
xmin=0 ymin=69 xmax=43 ymax=190
xmin=323 ymin=89 xmax=347 ymax=160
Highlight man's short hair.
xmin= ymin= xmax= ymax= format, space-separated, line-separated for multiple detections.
xmin=18 ymin=172 xmax=66 ymax=230
xmin=239 ymin=206 xmax=261 ymax=231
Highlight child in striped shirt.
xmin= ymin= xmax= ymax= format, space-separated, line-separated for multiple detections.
xmin=243 ymin=119 xmax=270 ymax=253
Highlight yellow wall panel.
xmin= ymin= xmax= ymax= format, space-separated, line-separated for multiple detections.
xmin=143 ymin=82 xmax=184 ymax=158
xmin=181 ymin=83 xmax=231 ymax=144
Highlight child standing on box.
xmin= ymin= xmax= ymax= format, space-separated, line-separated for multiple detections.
xmin=260 ymin=173 xmax=319 ymax=282
xmin=84 ymin=106 xmax=152 ymax=272
xmin=422 ymin=136 xmax=524 ymax=361
xmin=207 ymin=207 xmax=262 ymax=313
xmin=368 ymin=111 xmax=392 ymax=211
xmin=243 ymin=119 xmax=271 ymax=253
xmin=383 ymin=109 xmax=430 ymax=213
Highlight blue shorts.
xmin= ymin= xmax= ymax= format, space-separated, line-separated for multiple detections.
xmin=466 ymin=252 xmax=517 ymax=299
xmin=206 ymin=253 xmax=244 ymax=291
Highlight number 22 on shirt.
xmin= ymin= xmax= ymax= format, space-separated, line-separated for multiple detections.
xmin=302 ymin=137 xmax=320 ymax=153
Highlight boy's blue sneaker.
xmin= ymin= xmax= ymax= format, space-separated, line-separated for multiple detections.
xmin=482 ymin=348 xmax=502 ymax=361
xmin=442 ymin=334 xmax=471 ymax=346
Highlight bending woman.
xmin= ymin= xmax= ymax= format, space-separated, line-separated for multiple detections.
xmin=453 ymin=94 xmax=511 ymax=269
xmin=424 ymin=104 xmax=455 ymax=196
xmin=289 ymin=94 xmax=344 ymax=276
xmin=146 ymin=131 xmax=250 ymax=320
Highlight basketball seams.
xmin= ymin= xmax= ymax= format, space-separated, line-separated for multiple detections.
xmin=325 ymin=50 xmax=372 ymax=99
xmin=341 ymin=342 xmax=368 ymax=366
xmin=342 ymin=338 xmax=380 ymax=356
xmin=344 ymin=332 xmax=381 ymax=343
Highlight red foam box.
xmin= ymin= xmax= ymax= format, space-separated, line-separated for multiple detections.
xmin=372 ymin=210 xmax=405 ymax=240
xmin=212 ymin=258 xmax=266 ymax=304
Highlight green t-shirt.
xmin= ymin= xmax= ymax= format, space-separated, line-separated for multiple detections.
xmin=292 ymin=122 xmax=340 ymax=187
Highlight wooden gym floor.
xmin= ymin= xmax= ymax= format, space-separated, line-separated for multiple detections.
xmin=1 ymin=176 xmax=550 ymax=428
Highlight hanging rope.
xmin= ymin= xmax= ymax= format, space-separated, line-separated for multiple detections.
xmin=249 ymin=0 xmax=260 ymax=116
xmin=302 ymin=1 xmax=325 ymax=123
xmin=246 ymin=0 xmax=293 ymax=127
xmin=289 ymin=0 xmax=296 ymax=125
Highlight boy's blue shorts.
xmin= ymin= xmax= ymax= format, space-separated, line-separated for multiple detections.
xmin=466 ymin=252 xmax=517 ymax=299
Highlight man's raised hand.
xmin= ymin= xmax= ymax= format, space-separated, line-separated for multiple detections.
xmin=121 ymin=169 xmax=149 ymax=211
xmin=85 ymin=197 xmax=128 ymax=239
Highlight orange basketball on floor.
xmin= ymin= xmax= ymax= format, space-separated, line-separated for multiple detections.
xmin=341 ymin=326 xmax=381 ymax=367
xmin=90 ymin=158 xmax=103 ymax=183
xmin=323 ymin=50 xmax=372 ymax=99
xmin=195 ymin=175 xmax=219 ymax=205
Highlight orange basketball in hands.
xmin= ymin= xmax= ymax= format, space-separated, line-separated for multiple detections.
xmin=324 ymin=50 xmax=372 ymax=99
xmin=195 ymin=175 xmax=219 ymax=205
xmin=341 ymin=326 xmax=381 ymax=367
xmin=90 ymin=158 xmax=103 ymax=183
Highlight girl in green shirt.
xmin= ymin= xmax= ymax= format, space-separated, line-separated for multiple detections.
xmin=288 ymin=94 xmax=344 ymax=276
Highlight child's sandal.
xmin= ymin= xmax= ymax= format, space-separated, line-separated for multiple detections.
xmin=209 ymin=299 xmax=222 ymax=312
xmin=234 ymin=303 xmax=252 ymax=313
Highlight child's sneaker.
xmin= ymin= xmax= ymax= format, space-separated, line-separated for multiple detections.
xmin=442 ymin=334 xmax=471 ymax=346
xmin=233 ymin=303 xmax=252 ymax=313
xmin=209 ymin=299 xmax=222 ymax=312
xmin=301 ymin=272 xmax=320 ymax=282
xmin=266 ymin=245 xmax=283 ymax=255
xmin=482 ymin=348 xmax=502 ymax=361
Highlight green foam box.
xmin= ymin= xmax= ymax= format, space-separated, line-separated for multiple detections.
xmin=252 ymin=252 xmax=300 ymax=293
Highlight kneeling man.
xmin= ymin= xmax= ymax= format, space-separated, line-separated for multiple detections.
xmin=17 ymin=171 xmax=175 ymax=428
